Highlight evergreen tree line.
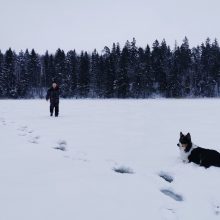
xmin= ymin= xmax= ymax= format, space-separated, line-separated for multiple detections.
xmin=1 ymin=37 xmax=220 ymax=99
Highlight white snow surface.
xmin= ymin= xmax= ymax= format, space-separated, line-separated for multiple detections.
xmin=0 ymin=99 xmax=220 ymax=220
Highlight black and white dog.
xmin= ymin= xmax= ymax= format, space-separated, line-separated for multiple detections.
xmin=177 ymin=132 xmax=220 ymax=168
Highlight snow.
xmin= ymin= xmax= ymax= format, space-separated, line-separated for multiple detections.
xmin=0 ymin=99 xmax=220 ymax=220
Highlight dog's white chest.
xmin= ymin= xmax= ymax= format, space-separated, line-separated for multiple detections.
xmin=179 ymin=144 xmax=197 ymax=163
xmin=179 ymin=148 xmax=190 ymax=163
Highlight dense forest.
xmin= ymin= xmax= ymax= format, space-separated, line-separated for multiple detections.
xmin=0 ymin=37 xmax=220 ymax=99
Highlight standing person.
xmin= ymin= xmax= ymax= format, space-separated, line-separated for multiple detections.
xmin=46 ymin=81 xmax=60 ymax=117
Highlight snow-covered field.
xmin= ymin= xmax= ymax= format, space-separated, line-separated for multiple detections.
xmin=0 ymin=99 xmax=220 ymax=220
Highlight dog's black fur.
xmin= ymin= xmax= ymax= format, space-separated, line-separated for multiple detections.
xmin=177 ymin=132 xmax=220 ymax=168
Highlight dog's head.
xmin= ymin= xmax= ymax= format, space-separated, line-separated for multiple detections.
xmin=177 ymin=132 xmax=192 ymax=152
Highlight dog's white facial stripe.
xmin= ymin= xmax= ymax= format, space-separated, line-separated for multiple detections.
xmin=178 ymin=142 xmax=187 ymax=149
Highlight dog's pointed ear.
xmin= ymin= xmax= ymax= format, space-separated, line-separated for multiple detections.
xmin=186 ymin=133 xmax=191 ymax=139
xmin=180 ymin=132 xmax=183 ymax=137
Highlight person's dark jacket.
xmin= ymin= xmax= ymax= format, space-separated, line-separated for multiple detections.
xmin=46 ymin=86 xmax=60 ymax=104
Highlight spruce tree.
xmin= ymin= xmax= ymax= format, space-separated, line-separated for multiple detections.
xmin=90 ymin=49 xmax=101 ymax=97
xmin=16 ymin=51 xmax=29 ymax=97
xmin=117 ymin=45 xmax=129 ymax=98
xmin=1 ymin=48 xmax=17 ymax=98
xmin=0 ymin=50 xmax=4 ymax=96
xmin=78 ymin=52 xmax=90 ymax=97
xmin=66 ymin=50 xmax=78 ymax=97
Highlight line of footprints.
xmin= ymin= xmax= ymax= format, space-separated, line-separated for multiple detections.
xmin=112 ymin=165 xmax=183 ymax=202
xmin=2 ymin=116 xmax=219 ymax=217
xmin=158 ymin=172 xmax=183 ymax=202
xmin=14 ymin=121 xmax=220 ymax=215
xmin=17 ymin=125 xmax=40 ymax=144
xmin=1 ymin=117 xmax=39 ymax=144
xmin=159 ymin=171 xmax=220 ymax=217
xmin=15 ymin=121 xmax=89 ymax=162
xmin=113 ymin=167 xmax=220 ymax=217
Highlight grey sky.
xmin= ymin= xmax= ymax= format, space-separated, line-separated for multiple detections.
xmin=0 ymin=0 xmax=219 ymax=54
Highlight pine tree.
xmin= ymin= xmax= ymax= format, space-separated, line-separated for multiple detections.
xmin=0 ymin=48 xmax=17 ymax=98
xmin=151 ymin=40 xmax=168 ymax=95
xmin=54 ymin=48 xmax=66 ymax=85
xmin=212 ymin=39 xmax=220 ymax=96
xmin=16 ymin=51 xmax=29 ymax=97
xmin=132 ymin=47 xmax=144 ymax=98
xmin=103 ymin=48 xmax=116 ymax=98
xmin=179 ymin=37 xmax=192 ymax=96
xmin=117 ymin=45 xmax=130 ymax=98
xmin=191 ymin=46 xmax=202 ymax=96
xmin=66 ymin=50 xmax=78 ymax=97
xmin=0 ymin=37 xmax=220 ymax=99
xmin=42 ymin=51 xmax=52 ymax=88
xmin=111 ymin=43 xmax=121 ymax=97
xmin=200 ymin=38 xmax=214 ymax=96
xmin=0 ymin=50 xmax=3 ymax=73
xmin=78 ymin=52 xmax=90 ymax=97
xmin=90 ymin=49 xmax=101 ymax=97
xmin=0 ymin=50 xmax=4 ymax=96
xmin=133 ymin=45 xmax=153 ymax=98
xmin=26 ymin=49 xmax=41 ymax=97
xmin=168 ymin=46 xmax=182 ymax=97
xmin=129 ymin=38 xmax=140 ymax=97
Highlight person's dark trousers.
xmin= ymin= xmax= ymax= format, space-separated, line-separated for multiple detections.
xmin=50 ymin=103 xmax=59 ymax=117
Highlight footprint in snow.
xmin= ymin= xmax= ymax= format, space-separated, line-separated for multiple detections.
xmin=54 ymin=140 xmax=67 ymax=151
xmin=212 ymin=202 xmax=220 ymax=215
xmin=159 ymin=171 xmax=174 ymax=183
xmin=18 ymin=133 xmax=28 ymax=137
xmin=28 ymin=136 xmax=40 ymax=144
xmin=215 ymin=206 xmax=220 ymax=215
xmin=160 ymin=208 xmax=178 ymax=220
xmin=71 ymin=151 xmax=89 ymax=162
xmin=0 ymin=118 xmax=6 ymax=126
xmin=160 ymin=188 xmax=183 ymax=202
xmin=113 ymin=166 xmax=134 ymax=174
xmin=18 ymin=126 xmax=28 ymax=131
xmin=71 ymin=157 xmax=89 ymax=162
xmin=17 ymin=126 xmax=28 ymax=135
xmin=18 ymin=126 xmax=35 ymax=137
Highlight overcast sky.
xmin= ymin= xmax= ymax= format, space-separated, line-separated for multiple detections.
xmin=0 ymin=0 xmax=219 ymax=54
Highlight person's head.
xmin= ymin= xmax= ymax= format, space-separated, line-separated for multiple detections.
xmin=52 ymin=82 xmax=57 ymax=89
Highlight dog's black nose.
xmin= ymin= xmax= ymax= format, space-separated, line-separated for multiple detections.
xmin=177 ymin=143 xmax=180 ymax=147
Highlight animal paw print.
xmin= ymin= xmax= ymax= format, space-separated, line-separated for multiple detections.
xmin=213 ymin=204 xmax=220 ymax=215
xmin=160 ymin=208 xmax=178 ymax=220
xmin=71 ymin=151 xmax=89 ymax=162
xmin=29 ymin=135 xmax=40 ymax=144
xmin=18 ymin=125 xmax=35 ymax=139
xmin=18 ymin=126 xmax=28 ymax=131
xmin=27 ymin=130 xmax=34 ymax=134
xmin=17 ymin=126 xmax=29 ymax=136
xmin=0 ymin=118 xmax=6 ymax=126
